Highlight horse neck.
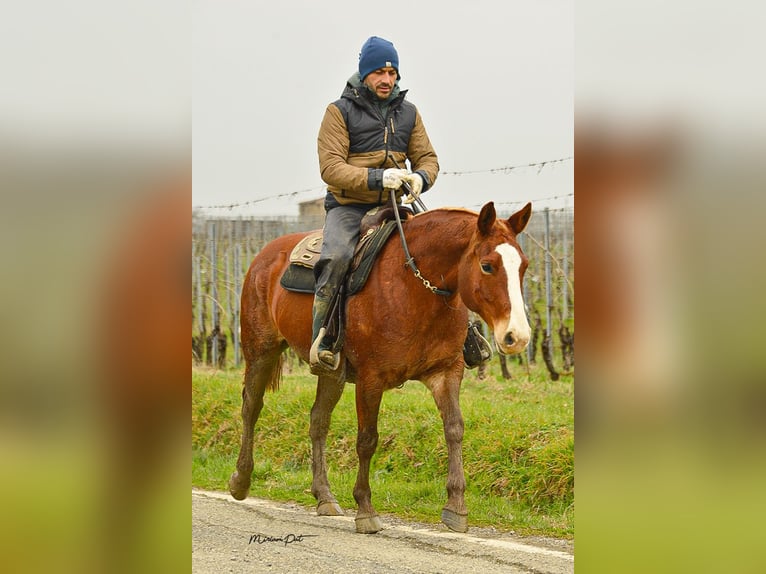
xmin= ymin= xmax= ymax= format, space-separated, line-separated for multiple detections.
xmin=403 ymin=209 xmax=475 ymax=291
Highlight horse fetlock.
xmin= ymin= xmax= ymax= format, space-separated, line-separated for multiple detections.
xmin=352 ymin=486 xmax=373 ymax=508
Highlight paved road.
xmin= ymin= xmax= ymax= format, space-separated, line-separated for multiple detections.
xmin=192 ymin=489 xmax=574 ymax=573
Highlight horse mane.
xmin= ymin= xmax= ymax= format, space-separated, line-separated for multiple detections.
xmin=405 ymin=206 xmax=479 ymax=239
xmin=411 ymin=206 xmax=478 ymax=217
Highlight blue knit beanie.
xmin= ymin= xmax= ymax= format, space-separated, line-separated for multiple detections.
xmin=358 ymin=36 xmax=400 ymax=80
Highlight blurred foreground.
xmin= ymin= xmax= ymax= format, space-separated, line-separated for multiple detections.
xmin=576 ymin=2 xmax=766 ymax=572
xmin=0 ymin=3 xmax=189 ymax=573
xmin=0 ymin=153 xmax=190 ymax=573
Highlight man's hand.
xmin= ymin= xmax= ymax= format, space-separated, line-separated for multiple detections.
xmin=401 ymin=173 xmax=424 ymax=204
xmin=382 ymin=168 xmax=410 ymax=190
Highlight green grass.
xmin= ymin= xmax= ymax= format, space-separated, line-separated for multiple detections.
xmin=192 ymin=360 xmax=573 ymax=538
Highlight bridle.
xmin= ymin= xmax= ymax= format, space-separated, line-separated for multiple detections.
xmin=387 ymin=158 xmax=452 ymax=297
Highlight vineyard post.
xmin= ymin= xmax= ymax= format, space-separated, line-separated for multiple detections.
xmin=520 ymin=232 xmax=534 ymax=365
xmin=226 ymin=224 xmax=234 ymax=364
xmin=194 ymin=255 xmax=203 ymax=336
xmin=544 ymin=208 xmax=552 ymax=339
xmin=562 ymin=206 xmax=570 ymax=321
xmin=233 ymin=243 xmax=241 ymax=366
xmin=209 ymin=221 xmax=218 ymax=366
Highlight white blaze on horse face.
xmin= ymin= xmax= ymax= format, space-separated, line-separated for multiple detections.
xmin=494 ymin=243 xmax=531 ymax=354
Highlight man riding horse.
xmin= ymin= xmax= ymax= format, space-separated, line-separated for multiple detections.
xmin=313 ymin=36 xmax=480 ymax=372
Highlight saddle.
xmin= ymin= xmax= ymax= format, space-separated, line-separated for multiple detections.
xmin=279 ymin=204 xmax=411 ymax=359
xmin=279 ymin=204 xmax=411 ymax=296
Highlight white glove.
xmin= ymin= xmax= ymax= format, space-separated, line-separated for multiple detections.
xmin=382 ymin=168 xmax=410 ymax=190
xmin=401 ymin=173 xmax=424 ymax=204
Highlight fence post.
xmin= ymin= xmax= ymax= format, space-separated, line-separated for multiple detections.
xmin=544 ymin=208 xmax=552 ymax=339
xmin=520 ymin=232 xmax=534 ymax=365
xmin=226 ymin=224 xmax=233 ymax=355
xmin=233 ymin=243 xmax=241 ymax=366
xmin=195 ymin=255 xmax=203 ymax=334
xmin=562 ymin=206 xmax=570 ymax=322
xmin=542 ymin=207 xmax=560 ymax=380
xmin=209 ymin=221 xmax=218 ymax=367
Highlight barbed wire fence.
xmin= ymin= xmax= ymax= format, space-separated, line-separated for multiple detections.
xmin=191 ymin=202 xmax=573 ymax=380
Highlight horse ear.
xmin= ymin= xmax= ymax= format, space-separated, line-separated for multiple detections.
xmin=508 ymin=202 xmax=532 ymax=234
xmin=477 ymin=202 xmax=496 ymax=236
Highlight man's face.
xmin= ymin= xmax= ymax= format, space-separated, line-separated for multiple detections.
xmin=363 ymin=67 xmax=398 ymax=99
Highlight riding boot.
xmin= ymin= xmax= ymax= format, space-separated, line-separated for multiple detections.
xmin=309 ymin=295 xmax=340 ymax=373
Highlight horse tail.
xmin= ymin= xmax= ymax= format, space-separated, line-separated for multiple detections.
xmin=267 ymin=354 xmax=283 ymax=393
xmin=240 ymin=242 xmax=289 ymax=394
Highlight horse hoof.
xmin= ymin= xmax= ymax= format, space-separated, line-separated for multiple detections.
xmin=317 ymin=500 xmax=344 ymax=516
xmin=441 ymin=508 xmax=468 ymax=532
xmin=355 ymin=514 xmax=383 ymax=534
xmin=228 ymin=472 xmax=249 ymax=501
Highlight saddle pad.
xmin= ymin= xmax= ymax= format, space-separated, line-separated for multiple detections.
xmin=279 ymin=264 xmax=316 ymax=294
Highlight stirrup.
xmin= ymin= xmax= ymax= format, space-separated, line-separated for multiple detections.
xmin=309 ymin=327 xmax=341 ymax=373
xmin=463 ymin=324 xmax=493 ymax=369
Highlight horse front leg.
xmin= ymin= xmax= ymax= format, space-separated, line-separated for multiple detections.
xmin=309 ymin=372 xmax=345 ymax=516
xmin=427 ymin=370 xmax=469 ymax=532
xmin=352 ymin=383 xmax=384 ymax=533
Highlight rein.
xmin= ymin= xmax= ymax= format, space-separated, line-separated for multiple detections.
xmin=389 ymin=182 xmax=452 ymax=297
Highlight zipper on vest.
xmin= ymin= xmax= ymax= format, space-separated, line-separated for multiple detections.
xmin=382 ymin=111 xmax=392 ymax=168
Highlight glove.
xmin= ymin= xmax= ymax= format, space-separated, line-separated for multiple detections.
xmin=401 ymin=173 xmax=424 ymax=204
xmin=382 ymin=168 xmax=410 ymax=190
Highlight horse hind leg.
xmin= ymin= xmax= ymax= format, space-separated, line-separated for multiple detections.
xmin=228 ymin=348 xmax=283 ymax=500
xmin=309 ymin=372 xmax=345 ymax=516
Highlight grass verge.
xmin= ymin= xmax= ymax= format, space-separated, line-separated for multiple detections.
xmin=192 ymin=361 xmax=573 ymax=538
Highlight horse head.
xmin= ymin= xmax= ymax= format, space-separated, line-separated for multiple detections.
xmin=459 ymin=201 xmax=533 ymax=356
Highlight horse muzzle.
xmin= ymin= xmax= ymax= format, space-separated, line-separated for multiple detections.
xmin=494 ymin=328 xmax=530 ymax=356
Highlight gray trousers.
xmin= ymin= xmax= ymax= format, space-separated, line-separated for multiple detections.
xmin=312 ymin=194 xmax=374 ymax=341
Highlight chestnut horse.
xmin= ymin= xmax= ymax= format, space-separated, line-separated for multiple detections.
xmin=229 ymin=201 xmax=532 ymax=533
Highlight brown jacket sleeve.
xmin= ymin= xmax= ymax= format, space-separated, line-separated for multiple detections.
xmin=407 ymin=109 xmax=440 ymax=191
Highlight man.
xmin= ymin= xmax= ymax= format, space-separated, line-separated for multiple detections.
xmin=311 ymin=36 xmax=439 ymax=372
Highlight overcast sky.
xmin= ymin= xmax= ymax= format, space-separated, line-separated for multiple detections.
xmin=192 ymin=0 xmax=573 ymax=217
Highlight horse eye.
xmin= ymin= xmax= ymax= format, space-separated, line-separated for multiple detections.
xmin=480 ymin=262 xmax=494 ymax=274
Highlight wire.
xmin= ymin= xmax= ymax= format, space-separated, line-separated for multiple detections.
xmin=193 ymin=185 xmax=325 ymax=211
xmin=192 ymin=156 xmax=573 ymax=211
xmin=439 ymin=156 xmax=572 ymax=176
